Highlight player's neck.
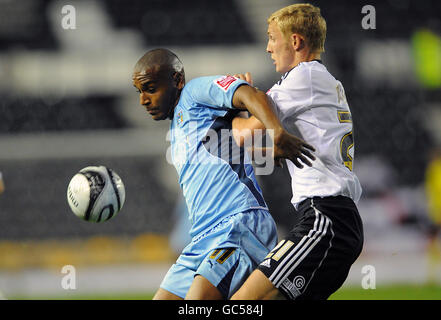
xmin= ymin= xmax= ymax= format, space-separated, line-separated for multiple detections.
xmin=292 ymin=51 xmax=321 ymax=69
xmin=168 ymin=89 xmax=183 ymax=120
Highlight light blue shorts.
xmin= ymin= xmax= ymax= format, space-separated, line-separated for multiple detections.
xmin=159 ymin=209 xmax=277 ymax=299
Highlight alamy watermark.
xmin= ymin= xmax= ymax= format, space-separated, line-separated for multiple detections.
xmin=361 ymin=264 xmax=376 ymax=289
xmin=61 ymin=265 xmax=77 ymax=290
xmin=361 ymin=5 xmax=376 ymax=30
xmin=166 ymin=124 xmax=276 ymax=176
xmin=61 ymin=5 xmax=76 ymax=30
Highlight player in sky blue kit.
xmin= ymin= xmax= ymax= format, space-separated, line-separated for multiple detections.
xmin=132 ymin=48 xmax=315 ymax=300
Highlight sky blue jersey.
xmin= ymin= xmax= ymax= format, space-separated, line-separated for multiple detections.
xmin=169 ymin=75 xmax=268 ymax=237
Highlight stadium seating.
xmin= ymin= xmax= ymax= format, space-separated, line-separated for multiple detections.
xmin=0 ymin=0 xmax=57 ymax=50
xmin=0 ymin=95 xmax=127 ymax=133
xmin=104 ymin=0 xmax=255 ymax=45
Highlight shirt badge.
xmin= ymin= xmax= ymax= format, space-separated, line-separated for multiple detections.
xmin=176 ymin=111 xmax=184 ymax=125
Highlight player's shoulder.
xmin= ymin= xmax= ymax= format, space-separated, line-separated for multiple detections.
xmin=292 ymin=60 xmax=331 ymax=78
xmin=289 ymin=61 xmax=338 ymax=87
xmin=268 ymin=61 xmax=340 ymax=103
xmin=184 ymin=76 xmax=211 ymax=91
xmin=185 ymin=75 xmax=230 ymax=86
xmin=276 ymin=62 xmax=314 ymax=88
xmin=186 ymin=75 xmax=245 ymax=95
xmin=181 ymin=76 xmax=213 ymax=101
xmin=183 ymin=75 xmax=221 ymax=93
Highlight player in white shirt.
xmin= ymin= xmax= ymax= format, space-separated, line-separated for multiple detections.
xmin=231 ymin=3 xmax=363 ymax=300
xmin=268 ymin=59 xmax=362 ymax=206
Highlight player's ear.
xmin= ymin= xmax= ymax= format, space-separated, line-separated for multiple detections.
xmin=173 ymin=72 xmax=185 ymax=89
xmin=291 ymin=33 xmax=305 ymax=51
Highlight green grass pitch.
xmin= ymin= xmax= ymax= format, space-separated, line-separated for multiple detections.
xmin=9 ymin=284 xmax=441 ymax=300
xmin=329 ymin=284 xmax=441 ymax=300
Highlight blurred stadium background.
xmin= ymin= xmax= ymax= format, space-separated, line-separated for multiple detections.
xmin=0 ymin=0 xmax=440 ymax=299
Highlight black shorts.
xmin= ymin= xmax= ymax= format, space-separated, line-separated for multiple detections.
xmin=257 ymin=195 xmax=364 ymax=300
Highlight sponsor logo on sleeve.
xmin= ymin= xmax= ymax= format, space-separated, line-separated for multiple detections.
xmin=214 ymin=75 xmax=238 ymax=92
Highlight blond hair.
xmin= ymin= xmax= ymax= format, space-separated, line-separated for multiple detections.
xmin=268 ymin=3 xmax=327 ymax=53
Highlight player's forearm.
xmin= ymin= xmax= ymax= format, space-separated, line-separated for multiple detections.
xmin=232 ymin=116 xmax=266 ymax=146
xmin=232 ymin=117 xmax=252 ymax=146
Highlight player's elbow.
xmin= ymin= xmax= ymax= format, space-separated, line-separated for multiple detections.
xmin=233 ymin=84 xmax=261 ymax=110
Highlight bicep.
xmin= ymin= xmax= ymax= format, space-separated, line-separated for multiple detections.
xmin=232 ymin=84 xmax=263 ymax=110
xmin=190 ymin=76 xmax=248 ymax=110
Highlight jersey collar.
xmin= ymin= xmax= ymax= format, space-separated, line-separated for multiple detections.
xmin=278 ymin=60 xmax=323 ymax=84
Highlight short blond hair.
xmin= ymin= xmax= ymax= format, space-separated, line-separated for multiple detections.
xmin=268 ymin=3 xmax=327 ymax=53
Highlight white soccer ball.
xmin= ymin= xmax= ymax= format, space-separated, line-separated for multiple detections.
xmin=67 ymin=166 xmax=126 ymax=222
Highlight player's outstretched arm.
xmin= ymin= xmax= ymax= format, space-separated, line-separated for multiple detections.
xmin=231 ymin=72 xmax=265 ymax=146
xmin=232 ymin=84 xmax=315 ymax=168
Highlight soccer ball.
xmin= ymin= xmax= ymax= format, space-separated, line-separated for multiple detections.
xmin=67 ymin=166 xmax=126 ymax=222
